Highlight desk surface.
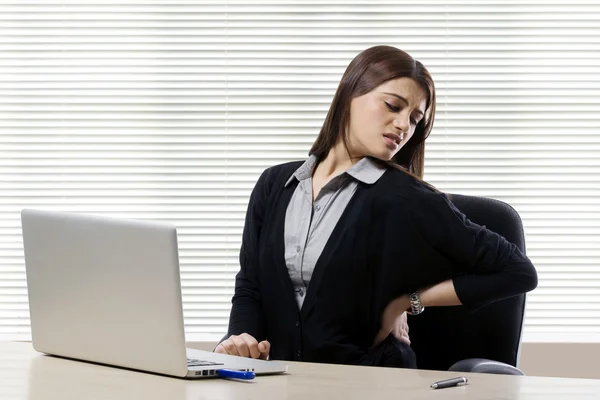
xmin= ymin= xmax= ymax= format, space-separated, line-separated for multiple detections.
xmin=2 ymin=342 xmax=600 ymax=400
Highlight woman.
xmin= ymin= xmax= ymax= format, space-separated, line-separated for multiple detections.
xmin=214 ymin=45 xmax=538 ymax=368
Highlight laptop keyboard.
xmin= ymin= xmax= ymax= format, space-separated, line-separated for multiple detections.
xmin=187 ymin=358 xmax=224 ymax=367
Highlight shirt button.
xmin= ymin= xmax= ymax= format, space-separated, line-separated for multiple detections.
xmin=296 ymin=350 xmax=301 ymax=358
xmin=296 ymin=245 xmax=301 ymax=252
xmin=315 ymin=205 xmax=321 ymax=212
xmin=295 ymin=320 xmax=300 ymax=327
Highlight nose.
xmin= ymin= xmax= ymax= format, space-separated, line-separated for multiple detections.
xmin=392 ymin=115 xmax=409 ymax=135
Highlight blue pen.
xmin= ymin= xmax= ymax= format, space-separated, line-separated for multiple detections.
xmin=216 ymin=369 xmax=256 ymax=380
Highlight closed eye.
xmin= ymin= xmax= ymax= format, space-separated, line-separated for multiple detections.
xmin=385 ymin=102 xmax=400 ymax=113
xmin=386 ymin=102 xmax=420 ymax=126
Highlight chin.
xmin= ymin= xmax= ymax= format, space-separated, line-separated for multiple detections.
xmin=368 ymin=148 xmax=396 ymax=161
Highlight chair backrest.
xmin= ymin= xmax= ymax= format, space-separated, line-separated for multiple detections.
xmin=408 ymin=193 xmax=528 ymax=371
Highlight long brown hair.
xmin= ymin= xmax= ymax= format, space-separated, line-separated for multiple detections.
xmin=310 ymin=45 xmax=436 ymax=179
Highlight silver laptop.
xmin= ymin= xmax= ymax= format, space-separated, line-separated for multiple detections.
xmin=20 ymin=209 xmax=287 ymax=379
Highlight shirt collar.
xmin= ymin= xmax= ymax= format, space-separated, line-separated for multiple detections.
xmin=346 ymin=156 xmax=388 ymax=184
xmin=285 ymin=154 xmax=387 ymax=187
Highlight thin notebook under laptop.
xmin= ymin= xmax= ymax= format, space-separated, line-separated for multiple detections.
xmin=20 ymin=209 xmax=287 ymax=379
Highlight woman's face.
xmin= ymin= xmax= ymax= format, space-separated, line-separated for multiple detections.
xmin=345 ymin=77 xmax=427 ymax=161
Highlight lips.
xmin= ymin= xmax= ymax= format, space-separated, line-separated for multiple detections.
xmin=383 ymin=133 xmax=402 ymax=145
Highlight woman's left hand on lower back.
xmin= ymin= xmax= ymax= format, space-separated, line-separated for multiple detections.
xmin=374 ymin=295 xmax=411 ymax=346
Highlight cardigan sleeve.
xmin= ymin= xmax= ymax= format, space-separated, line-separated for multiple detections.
xmin=224 ymin=168 xmax=271 ymax=341
xmin=406 ymin=187 xmax=538 ymax=311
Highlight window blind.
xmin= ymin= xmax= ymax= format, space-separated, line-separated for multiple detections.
xmin=1 ymin=0 xmax=599 ymax=343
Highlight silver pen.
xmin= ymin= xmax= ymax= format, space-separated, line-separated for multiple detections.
xmin=430 ymin=376 xmax=468 ymax=389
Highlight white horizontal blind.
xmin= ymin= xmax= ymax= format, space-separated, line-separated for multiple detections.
xmin=0 ymin=1 xmax=599 ymax=343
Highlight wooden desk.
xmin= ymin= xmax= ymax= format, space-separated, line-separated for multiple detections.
xmin=2 ymin=342 xmax=599 ymax=400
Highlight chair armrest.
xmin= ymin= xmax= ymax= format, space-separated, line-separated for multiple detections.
xmin=448 ymin=358 xmax=525 ymax=376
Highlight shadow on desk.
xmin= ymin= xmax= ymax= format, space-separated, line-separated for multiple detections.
xmin=28 ymin=355 xmax=188 ymax=400
xmin=26 ymin=355 xmax=272 ymax=400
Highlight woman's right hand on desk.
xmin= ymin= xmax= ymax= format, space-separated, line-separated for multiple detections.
xmin=215 ymin=333 xmax=270 ymax=360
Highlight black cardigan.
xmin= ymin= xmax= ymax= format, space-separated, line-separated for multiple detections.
xmin=226 ymin=161 xmax=538 ymax=365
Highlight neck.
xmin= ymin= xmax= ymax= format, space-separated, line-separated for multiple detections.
xmin=314 ymin=140 xmax=363 ymax=179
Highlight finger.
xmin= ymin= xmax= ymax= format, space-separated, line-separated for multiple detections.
xmin=396 ymin=331 xmax=411 ymax=345
xmin=398 ymin=324 xmax=409 ymax=336
xmin=373 ymin=329 xmax=388 ymax=346
xmin=399 ymin=334 xmax=411 ymax=346
xmin=391 ymin=328 xmax=411 ymax=346
xmin=258 ymin=340 xmax=271 ymax=360
xmin=240 ymin=333 xmax=260 ymax=359
xmin=214 ymin=343 xmax=227 ymax=354
xmin=231 ymin=335 xmax=250 ymax=358
xmin=397 ymin=336 xmax=411 ymax=345
xmin=220 ymin=339 xmax=239 ymax=356
xmin=402 ymin=312 xmax=409 ymax=333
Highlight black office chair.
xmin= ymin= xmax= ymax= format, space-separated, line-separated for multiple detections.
xmin=407 ymin=193 xmax=528 ymax=375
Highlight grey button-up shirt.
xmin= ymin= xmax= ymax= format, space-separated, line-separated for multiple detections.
xmin=284 ymin=155 xmax=388 ymax=309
